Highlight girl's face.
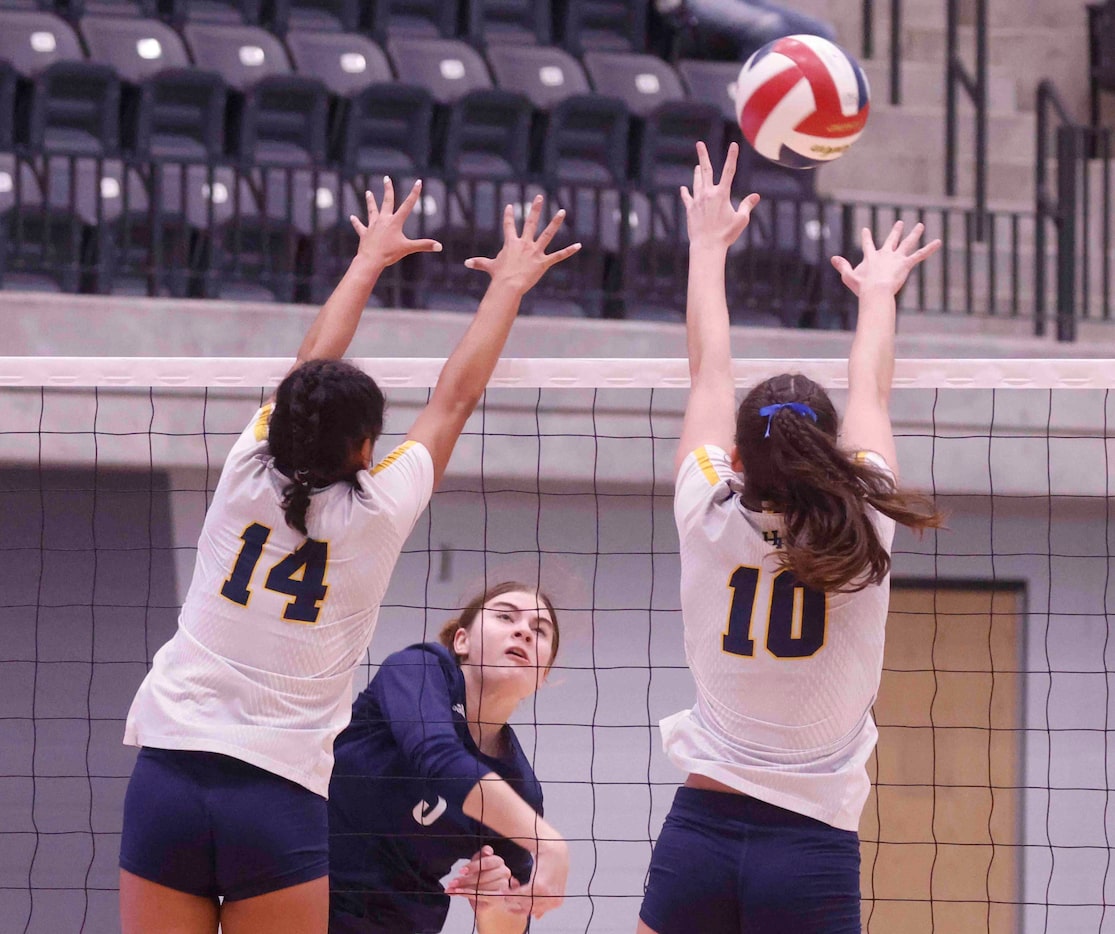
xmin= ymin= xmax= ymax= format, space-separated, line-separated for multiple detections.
xmin=454 ymin=590 xmax=556 ymax=694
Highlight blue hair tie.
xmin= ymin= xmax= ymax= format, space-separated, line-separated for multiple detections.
xmin=758 ymin=402 xmax=818 ymax=438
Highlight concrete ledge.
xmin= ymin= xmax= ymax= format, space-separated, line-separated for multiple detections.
xmin=6 ymin=290 xmax=1114 ymax=360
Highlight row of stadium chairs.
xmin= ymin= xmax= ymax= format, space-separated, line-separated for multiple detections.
xmin=0 ymin=9 xmax=813 ymax=199
xmin=0 ymin=150 xmax=849 ymax=328
xmin=0 ymin=0 xmax=838 ymax=322
xmin=0 ymin=0 xmax=648 ymax=54
xmin=0 ymin=154 xmax=655 ymax=301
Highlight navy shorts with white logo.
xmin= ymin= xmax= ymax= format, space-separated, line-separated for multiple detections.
xmin=639 ymin=786 xmax=861 ymax=934
xmin=120 ymin=746 xmax=328 ymax=901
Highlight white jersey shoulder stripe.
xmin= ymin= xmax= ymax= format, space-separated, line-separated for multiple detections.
xmin=853 ymin=449 xmax=894 ymax=478
xmin=693 ymin=446 xmax=723 ymax=487
xmin=252 ymin=403 xmax=273 ymax=442
xmin=372 ymin=440 xmax=418 ymax=476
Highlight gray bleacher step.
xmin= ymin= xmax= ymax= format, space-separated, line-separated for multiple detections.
xmin=786 ymin=0 xmax=1085 ymax=30
xmin=901 ymin=24 xmax=1088 ymax=117
xmin=859 ymin=59 xmax=1018 ymax=114
xmin=850 ymin=105 xmax=1036 ymax=161
xmin=815 ymin=151 xmax=1034 ymax=202
xmin=817 ymin=186 xmax=1035 ymax=216
xmin=800 ymin=101 xmax=1036 ymax=203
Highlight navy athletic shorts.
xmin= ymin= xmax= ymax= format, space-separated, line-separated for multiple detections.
xmin=119 ymin=746 xmax=329 ymax=902
xmin=639 ymin=786 xmax=861 ymax=934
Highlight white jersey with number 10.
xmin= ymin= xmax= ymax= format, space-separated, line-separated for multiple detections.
xmin=661 ymin=444 xmax=895 ymax=832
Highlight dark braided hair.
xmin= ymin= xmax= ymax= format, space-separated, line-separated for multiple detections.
xmin=735 ymin=373 xmax=943 ymax=593
xmin=268 ymin=359 xmax=385 ymax=535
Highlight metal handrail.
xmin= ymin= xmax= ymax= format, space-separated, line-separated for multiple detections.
xmin=863 ymin=0 xmax=986 ymax=225
xmin=945 ymin=0 xmax=988 ymax=240
xmin=19 ymin=140 xmax=1115 ymax=334
xmin=1035 ymin=81 xmax=1088 ymax=342
xmin=861 ymin=0 xmax=903 ymax=105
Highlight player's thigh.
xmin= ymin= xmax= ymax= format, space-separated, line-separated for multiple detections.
xmin=743 ymin=819 xmax=862 ymax=934
xmin=638 ymin=793 xmax=741 ymax=934
xmin=119 ymin=869 xmax=220 ymax=934
xmin=119 ymin=747 xmax=218 ymax=899
xmin=221 ymin=875 xmax=329 ymax=934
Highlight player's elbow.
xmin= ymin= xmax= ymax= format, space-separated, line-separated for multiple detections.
xmin=411 ymin=736 xmax=480 ymax=785
xmin=434 ymin=385 xmax=484 ymax=427
xmin=848 ymin=362 xmax=893 ymax=405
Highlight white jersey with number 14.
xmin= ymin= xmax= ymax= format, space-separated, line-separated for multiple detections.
xmin=124 ymin=404 xmax=434 ymax=798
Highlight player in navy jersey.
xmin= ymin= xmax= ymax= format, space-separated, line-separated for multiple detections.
xmin=328 ymin=581 xmax=564 ymax=933
xmin=119 ymin=182 xmax=580 ymax=934
xmin=637 ymin=143 xmax=944 ymax=934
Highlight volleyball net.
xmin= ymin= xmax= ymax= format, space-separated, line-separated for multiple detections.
xmin=1 ymin=357 xmax=1112 ymax=934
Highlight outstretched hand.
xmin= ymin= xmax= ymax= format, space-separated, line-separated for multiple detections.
xmin=350 ymin=178 xmax=443 ymax=268
xmin=680 ymin=141 xmax=761 ymax=249
xmin=831 ymin=221 xmax=942 ymax=297
xmin=464 ymin=194 xmax=582 ymax=295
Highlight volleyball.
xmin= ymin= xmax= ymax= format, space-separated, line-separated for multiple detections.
xmin=734 ymin=34 xmax=871 ymax=169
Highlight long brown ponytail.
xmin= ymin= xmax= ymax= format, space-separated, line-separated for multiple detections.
xmin=736 ymin=374 xmax=943 ymax=593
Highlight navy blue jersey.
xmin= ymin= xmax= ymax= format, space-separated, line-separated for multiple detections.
xmin=328 ymin=643 xmax=543 ymax=933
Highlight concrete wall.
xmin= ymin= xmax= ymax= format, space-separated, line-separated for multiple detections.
xmin=7 ymin=291 xmax=1115 ymax=360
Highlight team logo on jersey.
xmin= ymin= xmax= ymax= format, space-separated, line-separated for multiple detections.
xmin=763 ymin=529 xmax=784 ymax=548
xmin=412 ymin=796 xmax=448 ymax=826
xmin=451 ymin=703 xmax=466 ymax=719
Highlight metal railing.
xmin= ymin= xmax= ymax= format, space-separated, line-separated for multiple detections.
xmin=1036 ymin=80 xmax=1113 ymax=341
xmin=862 ymin=0 xmax=990 ymax=239
xmin=0 ymin=153 xmax=1052 ymax=332
xmin=945 ymin=0 xmax=989 ymax=239
xmin=861 ymin=0 xmax=903 ymax=106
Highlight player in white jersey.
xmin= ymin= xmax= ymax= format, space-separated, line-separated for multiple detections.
xmin=118 ymin=181 xmax=580 ymax=934
xmin=637 ymin=143 xmax=943 ymax=934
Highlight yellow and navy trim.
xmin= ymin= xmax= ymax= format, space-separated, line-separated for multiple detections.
xmin=372 ymin=440 xmax=417 ymax=475
xmin=252 ymin=403 xmax=274 ymax=442
xmin=693 ymin=446 xmax=721 ymax=487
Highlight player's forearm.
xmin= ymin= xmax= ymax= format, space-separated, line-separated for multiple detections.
xmin=429 ymin=279 xmax=523 ymax=413
xmin=847 ymin=284 xmax=897 ymax=403
xmin=463 ymin=772 xmax=561 ymax=855
xmin=295 ymin=253 xmax=385 ymax=363
xmin=474 ymin=902 xmax=528 ymax=934
xmin=686 ymin=244 xmax=734 ymax=388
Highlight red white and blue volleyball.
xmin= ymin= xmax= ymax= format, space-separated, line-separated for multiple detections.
xmin=734 ymin=35 xmax=871 ymax=169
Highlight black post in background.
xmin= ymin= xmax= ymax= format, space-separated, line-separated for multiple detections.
xmin=1055 ymin=127 xmax=1079 ymax=342
xmin=945 ymin=0 xmax=988 ymax=240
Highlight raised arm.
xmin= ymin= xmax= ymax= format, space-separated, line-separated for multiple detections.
xmin=293 ymin=178 xmax=442 ymax=367
xmin=406 ymin=195 xmax=581 ymax=489
xmin=674 ymin=142 xmax=761 ymax=476
xmin=831 ymin=221 xmax=941 ymax=474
